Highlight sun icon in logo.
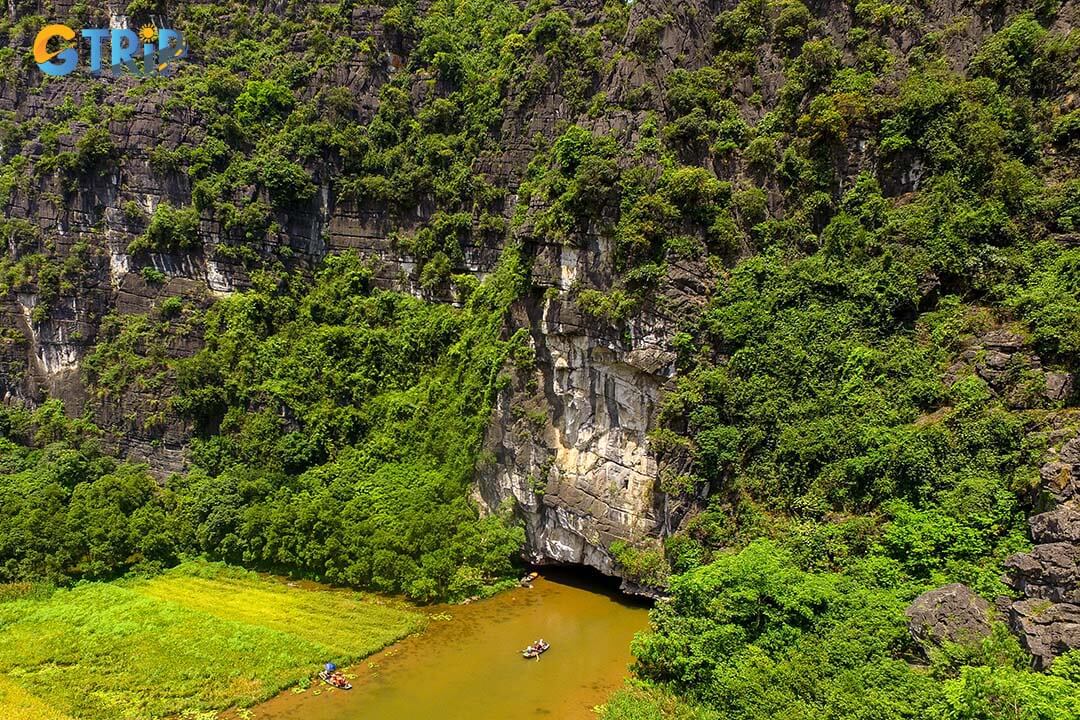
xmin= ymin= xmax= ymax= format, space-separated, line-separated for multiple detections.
xmin=138 ymin=24 xmax=158 ymax=43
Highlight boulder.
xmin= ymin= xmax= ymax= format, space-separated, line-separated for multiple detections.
xmin=1041 ymin=460 xmax=1078 ymax=503
xmin=977 ymin=349 xmax=1013 ymax=374
xmin=905 ymin=584 xmax=992 ymax=652
xmin=1038 ymin=435 xmax=1080 ymax=504
xmin=979 ymin=329 xmax=1025 ymax=350
xmin=622 ymin=347 xmax=677 ymax=377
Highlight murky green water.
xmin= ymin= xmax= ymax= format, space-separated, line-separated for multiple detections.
xmin=252 ymin=572 xmax=650 ymax=720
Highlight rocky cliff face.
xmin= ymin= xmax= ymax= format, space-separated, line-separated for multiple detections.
xmin=1 ymin=0 xmax=696 ymax=585
xmin=476 ymin=327 xmax=665 ymax=576
xmin=0 ymin=0 xmax=699 ymax=585
xmin=1 ymin=0 xmax=1077 ymax=593
xmin=471 ymin=206 xmax=717 ymax=582
xmin=475 ymin=293 xmax=676 ymax=579
xmin=1003 ymin=435 xmax=1080 ymax=668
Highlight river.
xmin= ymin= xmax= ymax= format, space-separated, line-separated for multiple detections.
xmin=251 ymin=571 xmax=651 ymax=720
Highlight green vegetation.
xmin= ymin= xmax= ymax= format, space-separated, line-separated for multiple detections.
xmin=128 ymin=203 xmax=200 ymax=254
xmin=1 ymin=249 xmax=525 ymax=602
xmin=0 ymin=405 xmax=172 ymax=582
xmin=0 ymin=0 xmax=1078 ymax=716
xmin=0 ymin=561 xmax=424 ymax=719
xmin=603 ymin=540 xmax=1080 ymax=719
xmin=594 ymin=6 xmax=1080 ymax=720
xmin=0 ymin=676 xmax=72 ymax=720
xmin=165 ymin=249 xmax=526 ymax=601
xmin=0 ymin=0 xmax=615 ymax=267
xmin=599 ymin=683 xmax=717 ymax=720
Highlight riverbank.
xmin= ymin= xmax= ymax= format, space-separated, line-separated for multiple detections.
xmin=0 ymin=562 xmax=424 ymax=719
xmin=247 ymin=570 xmax=649 ymax=720
xmin=0 ymin=563 xmax=650 ymax=720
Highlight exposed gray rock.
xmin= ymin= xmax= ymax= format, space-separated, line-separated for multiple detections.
xmin=948 ymin=327 xmax=1071 ymax=410
xmin=980 ymin=329 xmax=1026 ymax=350
xmin=1002 ymin=435 xmax=1080 ymax=668
xmin=1039 ymin=437 xmax=1080 ymax=505
xmin=618 ymin=576 xmax=667 ymax=600
xmin=1045 ymin=372 xmax=1074 ymax=402
xmin=623 ymin=348 xmax=677 ymax=376
xmin=1007 ymin=599 xmax=1080 ymax=669
xmin=471 ymin=224 xmax=709 ymax=584
xmin=1041 ymin=460 xmax=1079 ymax=503
xmin=473 ymin=300 xmax=671 ymax=580
xmin=905 ymin=584 xmax=992 ymax=651
xmin=1005 ymin=543 xmax=1080 ymax=604
xmin=1029 ymin=505 xmax=1080 ymax=545
xmin=1063 ymin=437 xmax=1080 ymax=466
xmin=979 ymin=349 xmax=1013 ymax=373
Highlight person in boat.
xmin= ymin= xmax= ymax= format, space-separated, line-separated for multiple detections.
xmin=524 ymin=639 xmax=548 ymax=658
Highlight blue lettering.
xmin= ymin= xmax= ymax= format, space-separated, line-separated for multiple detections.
xmin=80 ymin=29 xmax=109 ymax=73
xmin=110 ymin=28 xmax=139 ymax=74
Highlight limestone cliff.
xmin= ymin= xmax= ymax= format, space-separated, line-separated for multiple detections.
xmin=0 ymin=0 xmax=1076 ymax=594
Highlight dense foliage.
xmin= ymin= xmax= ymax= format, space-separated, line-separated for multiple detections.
xmin=0 ymin=249 xmax=526 ymax=601
xmin=164 ymin=250 xmax=527 ymax=601
xmin=596 ymin=5 xmax=1080 ymax=720
xmin=0 ymin=404 xmax=172 ymax=582
xmin=605 ymin=540 xmax=1080 ymax=720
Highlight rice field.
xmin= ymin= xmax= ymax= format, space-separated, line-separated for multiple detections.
xmin=0 ymin=676 xmax=73 ymax=720
xmin=0 ymin=563 xmax=426 ymax=720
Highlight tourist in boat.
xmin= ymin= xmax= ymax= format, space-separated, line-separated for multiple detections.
xmin=522 ymin=638 xmax=549 ymax=659
xmin=319 ymin=662 xmax=352 ymax=689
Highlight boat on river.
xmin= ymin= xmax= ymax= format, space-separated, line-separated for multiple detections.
xmin=318 ymin=669 xmax=353 ymax=689
xmin=318 ymin=662 xmax=352 ymax=689
xmin=522 ymin=639 xmax=550 ymax=658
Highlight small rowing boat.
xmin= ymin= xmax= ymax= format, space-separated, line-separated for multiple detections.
xmin=522 ymin=639 xmax=550 ymax=658
xmin=318 ymin=669 xmax=353 ymax=690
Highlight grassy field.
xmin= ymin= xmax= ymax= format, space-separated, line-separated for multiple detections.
xmin=0 ymin=562 xmax=425 ymax=720
xmin=599 ymin=684 xmax=718 ymax=720
xmin=0 ymin=676 xmax=73 ymax=720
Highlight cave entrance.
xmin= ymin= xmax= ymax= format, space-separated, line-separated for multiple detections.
xmin=526 ymin=563 xmax=656 ymax=608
